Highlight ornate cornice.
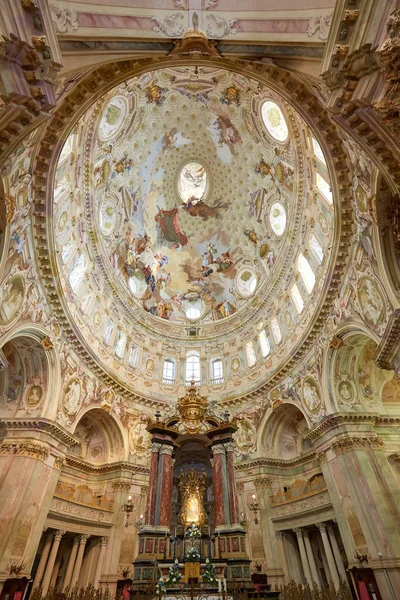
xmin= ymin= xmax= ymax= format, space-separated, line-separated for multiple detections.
xmin=235 ymin=450 xmax=317 ymax=471
xmin=303 ymin=413 xmax=379 ymax=442
xmin=330 ymin=435 xmax=383 ymax=456
xmin=31 ymin=55 xmax=353 ymax=408
xmin=65 ymin=456 xmax=149 ymax=475
xmin=0 ymin=440 xmax=49 ymax=462
xmin=0 ymin=418 xmax=79 ymax=448
xmin=374 ymin=309 xmax=400 ymax=372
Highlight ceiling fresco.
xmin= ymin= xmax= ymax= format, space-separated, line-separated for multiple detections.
xmin=55 ymin=67 xmax=302 ymax=324
xmin=51 ymin=64 xmax=334 ymax=401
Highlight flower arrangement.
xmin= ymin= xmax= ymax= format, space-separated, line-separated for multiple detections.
xmin=185 ymin=547 xmax=200 ymax=562
xmin=155 ymin=577 xmax=166 ymax=595
xmin=184 ymin=523 xmax=201 ymax=539
xmin=165 ymin=559 xmax=182 ymax=586
xmin=202 ymin=558 xmax=218 ymax=584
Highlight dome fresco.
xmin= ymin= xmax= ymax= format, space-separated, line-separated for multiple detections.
xmin=53 ymin=65 xmax=334 ymax=402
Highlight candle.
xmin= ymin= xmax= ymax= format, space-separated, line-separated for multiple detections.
xmin=218 ymin=580 xmax=221 ymax=592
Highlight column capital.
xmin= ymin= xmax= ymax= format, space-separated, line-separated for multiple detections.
xmin=54 ymin=530 xmax=65 ymax=542
xmin=293 ymin=528 xmax=303 ymax=538
xmin=211 ymin=443 xmax=226 ymax=456
xmin=316 ymin=522 xmax=328 ymax=533
xmin=225 ymin=442 xmax=235 ymax=453
xmin=254 ymin=476 xmax=272 ymax=489
xmin=276 ymin=531 xmax=284 ymax=540
xmin=112 ymin=479 xmax=131 ymax=492
xmin=236 ymin=481 xmax=244 ymax=493
xmin=100 ymin=537 xmax=108 ymax=547
xmin=79 ymin=534 xmax=90 ymax=545
xmin=160 ymin=444 xmax=174 ymax=456
xmin=151 ymin=442 xmax=162 ymax=453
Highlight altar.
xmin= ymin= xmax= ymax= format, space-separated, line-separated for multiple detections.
xmin=132 ymin=383 xmax=251 ymax=592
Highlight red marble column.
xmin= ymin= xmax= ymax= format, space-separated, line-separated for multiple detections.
xmin=211 ymin=444 xmax=226 ymax=527
xmin=158 ymin=445 xmax=174 ymax=527
xmin=226 ymin=442 xmax=239 ymax=525
xmin=145 ymin=443 xmax=160 ymax=525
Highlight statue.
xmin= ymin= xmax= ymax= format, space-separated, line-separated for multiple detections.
xmin=178 ymin=468 xmax=207 ymax=526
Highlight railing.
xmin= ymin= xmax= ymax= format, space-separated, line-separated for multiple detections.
xmin=210 ymin=377 xmax=224 ymax=385
xmin=162 ymin=378 xmax=176 ymax=385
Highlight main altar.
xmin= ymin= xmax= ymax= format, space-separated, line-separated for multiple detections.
xmin=132 ymin=382 xmax=251 ymax=591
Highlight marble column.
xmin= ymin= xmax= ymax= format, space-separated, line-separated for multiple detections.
xmin=225 ymin=443 xmax=239 ymax=524
xmin=293 ymin=528 xmax=312 ymax=584
xmin=303 ymin=530 xmax=320 ymax=586
xmin=276 ymin=532 xmax=290 ymax=583
xmin=41 ymin=530 xmax=65 ymax=594
xmin=317 ymin=535 xmax=332 ymax=583
xmin=316 ymin=522 xmax=340 ymax=589
xmin=70 ymin=534 xmax=90 ymax=589
xmin=159 ymin=445 xmax=174 ymax=527
xmin=93 ymin=537 xmax=108 ymax=588
xmin=49 ymin=550 xmax=63 ymax=590
xmin=145 ymin=443 xmax=160 ymax=526
xmin=327 ymin=524 xmax=348 ymax=584
xmin=211 ymin=444 xmax=226 ymax=527
xmin=63 ymin=536 xmax=80 ymax=591
xmin=32 ymin=532 xmax=54 ymax=590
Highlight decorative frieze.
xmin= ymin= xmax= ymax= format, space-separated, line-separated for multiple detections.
xmin=272 ymin=491 xmax=331 ymax=518
xmin=0 ymin=440 xmax=49 ymax=461
xmin=112 ymin=480 xmax=132 ymax=492
xmin=49 ymin=498 xmax=114 ymax=526
xmin=253 ymin=476 xmax=272 ymax=490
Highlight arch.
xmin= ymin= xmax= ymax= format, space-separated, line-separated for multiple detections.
xmin=0 ymin=177 xmax=8 ymax=278
xmin=374 ymin=173 xmax=400 ymax=304
xmin=0 ymin=323 xmax=61 ymax=420
xmin=258 ymin=402 xmax=312 ymax=460
xmin=71 ymin=406 xmax=128 ymax=463
xmin=325 ymin=323 xmax=396 ymax=413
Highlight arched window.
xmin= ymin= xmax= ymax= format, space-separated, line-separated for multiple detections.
xmin=186 ymin=351 xmax=200 ymax=383
xmin=291 ymin=283 xmax=304 ymax=313
xmin=162 ymin=359 xmax=176 ymax=384
xmin=68 ymin=253 xmax=88 ymax=293
xmin=298 ymin=253 xmax=316 ymax=293
xmin=104 ymin=320 xmax=114 ymax=345
xmin=312 ymin=138 xmax=326 ymax=165
xmin=245 ymin=342 xmax=256 ymax=367
xmin=129 ymin=344 xmax=139 ymax=368
xmin=271 ymin=317 xmax=282 ymax=344
xmin=316 ymin=173 xmax=333 ymax=204
xmin=310 ymin=234 xmax=323 ymax=263
xmin=211 ymin=358 xmax=224 ymax=383
xmin=115 ymin=331 xmax=127 ymax=358
xmin=259 ymin=329 xmax=270 ymax=357
xmin=186 ymin=306 xmax=201 ymax=320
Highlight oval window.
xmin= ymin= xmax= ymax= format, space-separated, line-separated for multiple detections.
xmin=270 ymin=202 xmax=286 ymax=236
xmin=261 ymin=101 xmax=288 ymax=142
xmin=99 ymin=200 xmax=117 ymax=236
xmin=99 ymin=96 xmax=127 ymax=141
xmin=178 ymin=161 xmax=207 ymax=205
xmin=186 ymin=306 xmax=201 ymax=320
xmin=236 ymin=268 xmax=257 ymax=297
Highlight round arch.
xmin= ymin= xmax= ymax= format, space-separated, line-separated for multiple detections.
xmin=72 ymin=405 xmax=129 ymax=463
xmin=0 ymin=323 xmax=61 ymax=420
xmin=324 ymin=322 xmax=396 ymax=413
xmin=258 ymin=401 xmax=312 ymax=461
